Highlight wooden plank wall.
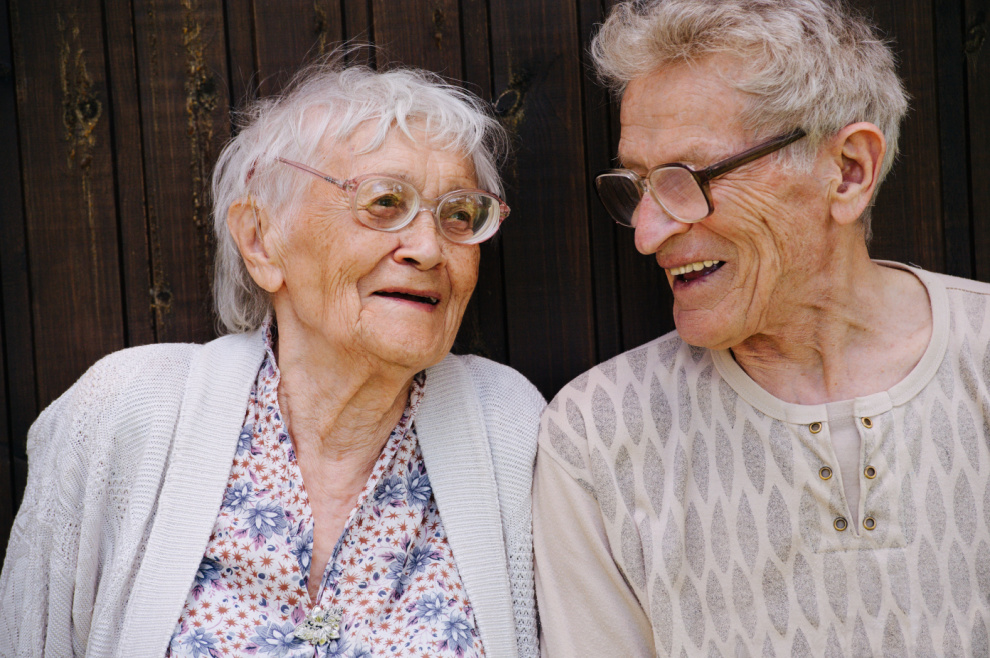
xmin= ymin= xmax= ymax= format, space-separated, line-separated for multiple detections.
xmin=1 ymin=0 xmax=986 ymax=559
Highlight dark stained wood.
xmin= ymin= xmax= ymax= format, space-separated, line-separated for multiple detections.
xmin=223 ymin=0 xmax=256 ymax=110
xmin=253 ymin=0 xmax=343 ymax=97
xmin=372 ymin=0 xmax=459 ymax=74
xmin=341 ymin=0 xmax=374 ymax=65
xmin=488 ymin=0 xmax=597 ymax=396
xmin=935 ymin=0 xmax=973 ymax=277
xmin=132 ymin=0 xmax=230 ymax=343
xmin=456 ymin=0 xmax=509 ymax=364
xmin=966 ymin=0 xmax=990 ymax=281
xmin=105 ymin=0 xmax=156 ymax=346
xmin=577 ymin=0 xmax=622 ymax=362
xmin=856 ymin=0 xmax=945 ymax=271
xmin=10 ymin=0 xmax=126 ymax=406
xmin=0 ymin=0 xmax=24 ymax=560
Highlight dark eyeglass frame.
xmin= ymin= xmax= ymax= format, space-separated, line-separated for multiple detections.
xmin=275 ymin=157 xmax=511 ymax=244
xmin=595 ymin=128 xmax=807 ymax=225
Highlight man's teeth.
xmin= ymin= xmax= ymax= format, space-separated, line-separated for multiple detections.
xmin=669 ymin=260 xmax=721 ymax=277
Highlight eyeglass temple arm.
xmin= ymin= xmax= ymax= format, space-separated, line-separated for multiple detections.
xmin=275 ymin=157 xmax=349 ymax=189
xmin=696 ymin=128 xmax=807 ymax=184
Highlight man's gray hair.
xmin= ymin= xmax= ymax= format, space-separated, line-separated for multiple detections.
xmin=212 ymin=55 xmax=508 ymax=334
xmin=591 ymin=0 xmax=909 ymax=237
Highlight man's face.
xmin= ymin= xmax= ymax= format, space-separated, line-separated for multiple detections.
xmin=618 ymin=59 xmax=831 ymax=350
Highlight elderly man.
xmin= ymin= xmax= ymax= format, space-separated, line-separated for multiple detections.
xmin=534 ymin=0 xmax=990 ymax=655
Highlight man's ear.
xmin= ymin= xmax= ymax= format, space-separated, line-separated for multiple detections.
xmin=227 ymin=200 xmax=284 ymax=293
xmin=828 ymin=122 xmax=886 ymax=227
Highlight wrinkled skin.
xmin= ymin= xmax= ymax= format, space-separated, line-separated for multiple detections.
xmin=619 ymin=60 xmax=835 ymax=352
xmin=264 ymin=124 xmax=481 ymax=376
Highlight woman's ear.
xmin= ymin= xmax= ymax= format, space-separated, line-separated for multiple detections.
xmin=227 ymin=200 xmax=284 ymax=293
xmin=828 ymin=122 xmax=886 ymax=227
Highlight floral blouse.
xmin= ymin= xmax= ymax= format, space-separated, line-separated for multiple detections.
xmin=167 ymin=323 xmax=485 ymax=657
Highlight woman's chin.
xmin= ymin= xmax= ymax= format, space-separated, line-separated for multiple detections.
xmin=365 ymin=334 xmax=452 ymax=372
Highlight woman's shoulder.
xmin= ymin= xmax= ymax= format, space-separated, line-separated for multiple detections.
xmin=443 ymin=353 xmax=546 ymax=415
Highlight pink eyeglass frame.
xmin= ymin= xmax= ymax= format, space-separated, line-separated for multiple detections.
xmin=275 ymin=157 xmax=510 ymax=244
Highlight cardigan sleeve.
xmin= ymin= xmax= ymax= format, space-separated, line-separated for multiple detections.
xmin=0 ymin=344 xmax=195 ymax=658
xmin=460 ymin=354 xmax=545 ymax=658
xmin=0 ymin=357 xmax=109 ymax=657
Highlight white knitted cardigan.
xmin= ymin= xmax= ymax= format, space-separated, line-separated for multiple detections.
xmin=0 ymin=330 xmax=544 ymax=658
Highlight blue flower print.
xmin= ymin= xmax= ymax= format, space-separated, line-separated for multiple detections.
xmin=404 ymin=465 xmax=431 ymax=508
xmin=384 ymin=541 xmax=442 ymax=597
xmin=248 ymin=620 xmax=303 ymax=657
xmin=243 ymin=501 xmax=289 ymax=542
xmin=374 ymin=475 xmax=406 ymax=506
xmin=439 ymin=612 xmax=474 ymax=655
xmin=223 ymin=482 xmax=254 ymax=510
xmin=322 ymin=636 xmax=350 ymax=658
xmin=176 ymin=626 xmax=219 ymax=657
xmin=190 ymin=556 xmax=224 ymax=599
xmin=237 ymin=425 xmax=255 ymax=456
xmin=350 ymin=647 xmax=373 ymax=658
xmin=290 ymin=527 xmax=313 ymax=576
xmin=414 ymin=592 xmax=447 ymax=623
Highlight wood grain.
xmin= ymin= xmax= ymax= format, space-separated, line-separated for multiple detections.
xmin=489 ymin=0 xmax=597 ymax=397
xmin=967 ymin=0 xmax=990 ymax=281
xmin=10 ymin=0 xmax=126 ymax=407
xmin=132 ymin=0 xmax=229 ymax=343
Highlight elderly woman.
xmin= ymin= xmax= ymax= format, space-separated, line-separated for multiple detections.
xmin=0 ymin=59 xmax=543 ymax=658
xmin=535 ymin=0 xmax=990 ymax=656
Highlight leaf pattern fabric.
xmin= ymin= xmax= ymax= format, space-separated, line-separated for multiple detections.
xmin=536 ymin=266 xmax=990 ymax=655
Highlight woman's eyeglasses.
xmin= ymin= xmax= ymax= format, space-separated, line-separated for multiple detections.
xmin=595 ymin=128 xmax=806 ymax=225
xmin=276 ymin=158 xmax=510 ymax=244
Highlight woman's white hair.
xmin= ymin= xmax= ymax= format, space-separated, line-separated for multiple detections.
xmin=212 ymin=53 xmax=508 ymax=334
xmin=591 ymin=0 xmax=909 ymax=237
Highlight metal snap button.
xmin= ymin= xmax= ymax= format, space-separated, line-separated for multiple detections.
xmin=809 ymin=422 xmax=823 ymax=434
xmin=819 ymin=466 xmax=833 ymax=480
xmin=864 ymin=465 xmax=877 ymax=479
xmin=861 ymin=417 xmax=873 ymax=429
xmin=834 ymin=517 xmax=848 ymax=531
xmin=863 ymin=517 xmax=877 ymax=531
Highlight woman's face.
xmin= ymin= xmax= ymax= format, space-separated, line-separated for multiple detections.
xmin=266 ymin=124 xmax=481 ymax=372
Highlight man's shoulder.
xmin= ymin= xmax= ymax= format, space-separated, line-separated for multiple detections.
xmin=547 ymin=329 xmax=701 ymax=410
xmin=539 ymin=330 xmax=708 ymax=473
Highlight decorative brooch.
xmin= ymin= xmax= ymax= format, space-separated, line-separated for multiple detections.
xmin=293 ymin=605 xmax=344 ymax=645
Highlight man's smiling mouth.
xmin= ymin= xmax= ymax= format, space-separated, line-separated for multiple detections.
xmin=668 ymin=260 xmax=724 ymax=282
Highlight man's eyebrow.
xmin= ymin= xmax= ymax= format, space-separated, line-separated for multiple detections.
xmin=617 ymin=145 xmax=719 ymax=171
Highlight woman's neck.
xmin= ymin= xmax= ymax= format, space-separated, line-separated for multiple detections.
xmin=270 ymin=319 xmax=418 ymax=477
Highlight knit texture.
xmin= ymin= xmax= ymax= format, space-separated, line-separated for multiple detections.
xmin=0 ymin=330 xmax=543 ymax=658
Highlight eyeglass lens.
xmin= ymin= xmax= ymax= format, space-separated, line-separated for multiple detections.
xmin=596 ymin=167 xmax=710 ymax=226
xmin=649 ymin=167 xmax=710 ymax=222
xmin=354 ymin=177 xmax=501 ymax=243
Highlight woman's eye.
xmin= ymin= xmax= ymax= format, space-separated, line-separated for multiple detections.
xmin=370 ymin=194 xmax=402 ymax=209
xmin=446 ymin=210 xmax=474 ymax=224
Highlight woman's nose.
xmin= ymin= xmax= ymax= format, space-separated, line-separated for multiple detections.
xmin=394 ymin=209 xmax=445 ymax=269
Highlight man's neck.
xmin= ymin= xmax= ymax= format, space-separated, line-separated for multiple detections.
xmin=729 ymin=258 xmax=932 ymax=405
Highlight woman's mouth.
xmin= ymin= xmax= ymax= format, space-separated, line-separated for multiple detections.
xmin=669 ymin=260 xmax=724 ymax=282
xmin=373 ymin=290 xmax=440 ymax=305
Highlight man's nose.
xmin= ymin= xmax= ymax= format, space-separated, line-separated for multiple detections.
xmin=632 ymin=194 xmax=691 ymax=255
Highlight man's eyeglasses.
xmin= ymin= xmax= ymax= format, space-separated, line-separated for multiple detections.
xmin=276 ymin=157 xmax=510 ymax=245
xmin=594 ymin=128 xmax=806 ymax=225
